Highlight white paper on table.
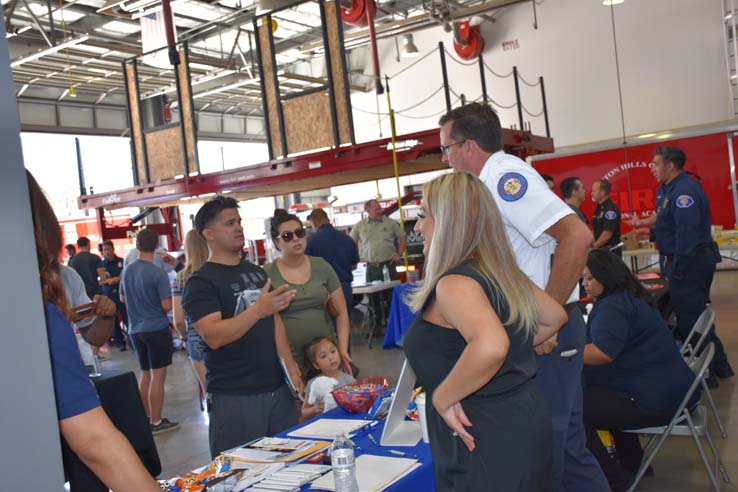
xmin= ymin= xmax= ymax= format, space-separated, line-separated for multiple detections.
xmin=287 ymin=419 xmax=369 ymax=440
xmin=309 ymin=454 xmax=419 ymax=492
xmin=231 ymin=462 xmax=285 ymax=491
xmin=227 ymin=448 xmax=283 ymax=462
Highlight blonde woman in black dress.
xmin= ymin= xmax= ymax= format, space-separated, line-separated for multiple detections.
xmin=403 ymin=172 xmax=568 ymax=491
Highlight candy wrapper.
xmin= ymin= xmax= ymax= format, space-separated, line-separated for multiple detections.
xmin=160 ymin=456 xmax=236 ymax=492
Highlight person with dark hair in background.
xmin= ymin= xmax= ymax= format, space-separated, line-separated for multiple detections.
xmin=265 ymin=209 xmax=353 ymax=372
xmin=120 ymin=229 xmax=179 ymax=435
xmin=582 ymin=249 xmax=698 ymax=490
xmin=100 ymin=240 xmax=127 ymax=351
xmin=69 ymin=236 xmax=108 ymax=298
xmin=561 ymin=177 xmax=589 ymax=226
xmin=592 ymin=179 xmax=622 ymax=257
xmin=540 ymin=173 xmax=555 ymax=191
xmin=26 ymin=170 xmax=160 ymax=492
xmin=438 ymin=102 xmax=607 ymax=492
xmin=182 ymin=196 xmax=302 ymax=458
xmin=306 ymin=208 xmax=359 ymax=314
xmin=630 ymin=147 xmax=732 ymax=386
xmin=65 ymin=243 xmax=76 ymax=265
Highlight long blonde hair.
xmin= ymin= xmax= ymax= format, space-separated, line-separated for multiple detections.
xmin=181 ymin=229 xmax=209 ymax=280
xmin=408 ymin=172 xmax=537 ymax=338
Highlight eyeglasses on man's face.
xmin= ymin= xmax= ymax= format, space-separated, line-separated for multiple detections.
xmin=440 ymin=140 xmax=467 ymax=155
xmin=279 ymin=228 xmax=306 ymax=242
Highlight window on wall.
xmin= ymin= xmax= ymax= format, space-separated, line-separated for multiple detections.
xmin=197 ymin=140 xmax=270 ymax=173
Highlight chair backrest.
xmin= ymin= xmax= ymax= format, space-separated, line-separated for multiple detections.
xmin=680 ymin=307 xmax=715 ymax=362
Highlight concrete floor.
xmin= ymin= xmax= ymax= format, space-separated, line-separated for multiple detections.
xmin=102 ymin=271 xmax=738 ymax=491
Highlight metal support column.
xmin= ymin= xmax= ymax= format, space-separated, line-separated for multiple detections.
xmin=439 ymin=41 xmax=452 ymax=111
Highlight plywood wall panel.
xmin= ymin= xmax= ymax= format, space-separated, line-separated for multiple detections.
xmin=258 ymin=21 xmax=283 ymax=157
xmin=283 ymin=91 xmax=334 ymax=154
xmin=125 ymin=63 xmax=147 ymax=183
xmin=145 ymin=126 xmax=183 ymax=181
xmin=177 ymin=48 xmax=198 ymax=172
xmin=324 ymin=0 xmax=352 ymax=144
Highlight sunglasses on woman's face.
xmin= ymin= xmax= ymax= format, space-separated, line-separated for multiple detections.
xmin=279 ymin=228 xmax=306 ymax=242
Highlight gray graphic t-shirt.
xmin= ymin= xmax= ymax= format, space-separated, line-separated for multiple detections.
xmin=182 ymin=261 xmax=283 ymax=395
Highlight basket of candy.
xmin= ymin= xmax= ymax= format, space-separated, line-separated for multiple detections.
xmin=332 ymin=376 xmax=389 ymax=414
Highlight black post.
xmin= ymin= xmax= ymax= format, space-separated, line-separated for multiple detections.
xmin=253 ymin=19 xmax=274 ymax=161
xmin=132 ymin=60 xmax=150 ymax=182
xmin=75 ymin=138 xmax=89 ymax=217
xmin=439 ymin=41 xmax=452 ymax=111
xmin=479 ymin=55 xmax=488 ymax=104
xmin=540 ymin=76 xmax=550 ymax=138
xmin=267 ymin=14 xmax=288 ymax=157
xmin=513 ymin=66 xmax=524 ymax=130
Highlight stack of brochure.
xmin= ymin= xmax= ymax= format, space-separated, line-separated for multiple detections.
xmin=223 ymin=437 xmax=330 ymax=464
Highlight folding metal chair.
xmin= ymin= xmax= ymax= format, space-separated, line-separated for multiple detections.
xmin=625 ymin=343 xmax=731 ymax=491
xmin=680 ymin=307 xmax=715 ymax=364
xmin=678 ymin=307 xmax=726 ymax=439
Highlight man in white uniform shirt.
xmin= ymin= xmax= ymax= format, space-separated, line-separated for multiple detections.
xmin=438 ymin=103 xmax=609 ymax=491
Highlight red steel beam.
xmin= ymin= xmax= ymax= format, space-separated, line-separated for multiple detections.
xmin=78 ymin=128 xmax=553 ymax=211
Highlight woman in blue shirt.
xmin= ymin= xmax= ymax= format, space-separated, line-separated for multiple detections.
xmin=582 ymin=249 xmax=698 ymax=491
xmin=27 ymin=171 xmax=160 ymax=492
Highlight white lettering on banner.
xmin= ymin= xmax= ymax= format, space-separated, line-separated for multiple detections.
xmin=601 ymin=161 xmax=650 ymax=180
xmin=102 ymin=193 xmax=120 ymax=206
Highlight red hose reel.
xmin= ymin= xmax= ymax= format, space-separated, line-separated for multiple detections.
xmin=341 ymin=0 xmax=377 ymax=26
xmin=453 ymin=20 xmax=485 ymax=60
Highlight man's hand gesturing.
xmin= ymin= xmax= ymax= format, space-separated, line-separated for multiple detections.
xmin=254 ymin=279 xmax=296 ymax=318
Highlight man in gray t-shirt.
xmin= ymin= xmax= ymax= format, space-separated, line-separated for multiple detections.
xmin=120 ymin=229 xmax=178 ymax=434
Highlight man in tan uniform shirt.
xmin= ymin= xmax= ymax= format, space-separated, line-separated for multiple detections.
xmin=350 ymin=199 xmax=406 ymax=282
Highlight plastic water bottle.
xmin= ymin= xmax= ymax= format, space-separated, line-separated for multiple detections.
xmin=382 ymin=264 xmax=390 ymax=282
xmin=330 ymin=434 xmax=359 ymax=492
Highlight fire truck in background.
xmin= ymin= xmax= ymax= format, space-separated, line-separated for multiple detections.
xmin=529 ymin=121 xmax=738 ymax=232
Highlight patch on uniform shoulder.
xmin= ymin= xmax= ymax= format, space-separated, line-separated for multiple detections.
xmin=676 ymin=195 xmax=695 ymax=208
xmin=604 ymin=210 xmax=617 ymax=220
xmin=497 ymin=172 xmax=528 ymax=202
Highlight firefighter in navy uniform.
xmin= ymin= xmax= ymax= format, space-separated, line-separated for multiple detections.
xmin=591 ymin=179 xmax=622 ymax=257
xmin=651 ymin=146 xmax=733 ymax=385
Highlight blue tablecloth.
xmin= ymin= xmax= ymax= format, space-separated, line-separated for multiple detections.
xmin=382 ymin=283 xmax=419 ymax=350
xmin=275 ymin=407 xmax=435 ymax=491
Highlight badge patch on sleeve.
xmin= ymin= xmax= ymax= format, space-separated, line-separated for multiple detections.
xmin=497 ymin=172 xmax=528 ymax=202
xmin=604 ymin=210 xmax=617 ymax=220
xmin=676 ymin=195 xmax=695 ymax=208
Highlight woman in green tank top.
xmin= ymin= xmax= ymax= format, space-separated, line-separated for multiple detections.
xmin=264 ymin=210 xmax=353 ymax=375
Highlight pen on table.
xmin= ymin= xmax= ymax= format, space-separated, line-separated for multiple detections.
xmin=388 ymin=449 xmax=419 ymax=459
xmin=348 ymin=420 xmax=379 ymax=438
xmin=367 ymin=433 xmax=379 ymax=446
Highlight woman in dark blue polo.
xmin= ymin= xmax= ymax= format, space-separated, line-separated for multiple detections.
xmin=582 ymin=249 xmax=698 ymax=491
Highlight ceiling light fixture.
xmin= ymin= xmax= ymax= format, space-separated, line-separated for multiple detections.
xmin=9 ymin=35 xmax=90 ymax=68
xmin=402 ymin=33 xmax=419 ymax=58
xmin=602 ymin=0 xmax=624 ymax=5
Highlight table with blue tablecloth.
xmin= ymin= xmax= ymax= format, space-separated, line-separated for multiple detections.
xmin=382 ymin=283 xmax=419 ymax=350
xmin=274 ymin=407 xmax=435 ymax=491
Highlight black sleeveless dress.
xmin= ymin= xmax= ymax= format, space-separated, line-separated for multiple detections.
xmin=403 ymin=263 xmax=552 ymax=491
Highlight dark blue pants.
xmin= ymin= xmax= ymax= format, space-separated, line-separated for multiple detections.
xmin=535 ymin=305 xmax=610 ymax=492
xmin=668 ymin=249 xmax=729 ymax=367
